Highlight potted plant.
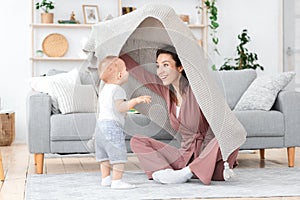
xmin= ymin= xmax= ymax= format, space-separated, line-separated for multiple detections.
xmin=219 ymin=29 xmax=264 ymax=71
xmin=35 ymin=0 xmax=55 ymax=24
xmin=196 ymin=0 xmax=219 ymax=53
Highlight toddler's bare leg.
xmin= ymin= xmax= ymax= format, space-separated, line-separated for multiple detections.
xmin=100 ymin=161 xmax=111 ymax=186
xmin=112 ymin=163 xmax=125 ymax=180
xmin=111 ymin=163 xmax=135 ymax=189
xmin=100 ymin=160 xmax=111 ymax=178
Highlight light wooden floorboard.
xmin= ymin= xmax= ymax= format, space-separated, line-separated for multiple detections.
xmin=0 ymin=144 xmax=299 ymax=200
xmin=79 ymin=156 xmax=100 ymax=172
xmin=45 ymin=158 xmax=65 ymax=174
xmin=61 ymin=157 xmax=85 ymax=174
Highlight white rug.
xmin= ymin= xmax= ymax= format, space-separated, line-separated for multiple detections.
xmin=25 ymin=168 xmax=300 ymax=200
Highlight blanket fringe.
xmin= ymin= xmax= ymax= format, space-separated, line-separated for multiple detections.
xmin=223 ymin=161 xmax=235 ymax=181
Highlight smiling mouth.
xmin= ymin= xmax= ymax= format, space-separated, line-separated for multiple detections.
xmin=160 ymin=75 xmax=167 ymax=80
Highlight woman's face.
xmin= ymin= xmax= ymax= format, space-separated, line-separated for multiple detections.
xmin=156 ymin=53 xmax=182 ymax=86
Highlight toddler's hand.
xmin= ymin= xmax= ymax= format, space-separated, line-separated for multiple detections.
xmin=136 ymin=95 xmax=151 ymax=104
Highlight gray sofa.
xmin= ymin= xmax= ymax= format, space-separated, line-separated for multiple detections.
xmin=27 ymin=69 xmax=300 ymax=174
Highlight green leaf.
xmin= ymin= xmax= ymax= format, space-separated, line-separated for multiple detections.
xmin=211 ymin=7 xmax=218 ymax=16
xmin=211 ymin=21 xmax=219 ymax=28
xmin=211 ymin=64 xmax=217 ymax=71
xmin=212 ymin=37 xmax=219 ymax=45
xmin=35 ymin=0 xmax=55 ymax=12
xmin=205 ymin=1 xmax=211 ymax=7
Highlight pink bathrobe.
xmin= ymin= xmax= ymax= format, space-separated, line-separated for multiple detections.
xmin=122 ymin=54 xmax=239 ymax=185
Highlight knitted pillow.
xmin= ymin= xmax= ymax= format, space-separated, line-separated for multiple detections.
xmin=30 ymin=68 xmax=81 ymax=114
xmin=234 ymin=71 xmax=296 ymax=111
xmin=51 ymin=82 xmax=97 ymax=114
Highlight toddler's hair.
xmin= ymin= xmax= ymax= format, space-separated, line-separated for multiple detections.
xmin=98 ymin=56 xmax=120 ymax=82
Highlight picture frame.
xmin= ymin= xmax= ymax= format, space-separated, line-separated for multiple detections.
xmin=82 ymin=5 xmax=100 ymax=24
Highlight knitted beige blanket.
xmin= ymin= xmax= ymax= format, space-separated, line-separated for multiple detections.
xmin=83 ymin=4 xmax=246 ymax=161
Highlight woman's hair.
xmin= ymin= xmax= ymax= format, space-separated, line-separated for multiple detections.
xmin=156 ymin=46 xmax=189 ymax=104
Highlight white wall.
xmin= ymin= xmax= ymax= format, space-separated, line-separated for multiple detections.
xmin=0 ymin=1 xmax=31 ymax=143
xmin=214 ymin=0 xmax=283 ymax=75
xmin=0 ymin=0 xmax=283 ymax=143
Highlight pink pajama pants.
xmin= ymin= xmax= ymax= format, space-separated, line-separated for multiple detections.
xmin=130 ymin=135 xmax=239 ymax=185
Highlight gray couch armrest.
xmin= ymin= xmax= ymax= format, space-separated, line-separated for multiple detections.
xmin=273 ymin=90 xmax=300 ymax=147
xmin=27 ymin=91 xmax=51 ymax=153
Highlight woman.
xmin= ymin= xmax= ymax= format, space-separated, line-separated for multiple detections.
xmin=121 ymin=46 xmax=239 ymax=185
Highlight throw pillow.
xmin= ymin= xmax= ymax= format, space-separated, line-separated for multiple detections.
xmin=45 ymin=69 xmax=67 ymax=114
xmin=234 ymin=71 xmax=296 ymax=111
xmin=80 ymin=67 xmax=99 ymax=85
xmin=50 ymin=67 xmax=99 ymax=86
xmin=80 ymin=67 xmax=100 ymax=96
xmin=29 ymin=68 xmax=81 ymax=114
xmin=51 ymin=82 xmax=97 ymax=114
xmin=30 ymin=68 xmax=80 ymax=93
xmin=46 ymin=69 xmax=67 ymax=76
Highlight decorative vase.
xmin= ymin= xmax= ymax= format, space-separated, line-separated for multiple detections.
xmin=41 ymin=13 xmax=54 ymax=24
xmin=196 ymin=12 xmax=201 ymax=25
xmin=36 ymin=50 xmax=44 ymax=57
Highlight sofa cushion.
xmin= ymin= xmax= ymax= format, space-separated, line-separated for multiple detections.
xmin=213 ymin=69 xmax=257 ymax=109
xmin=51 ymin=112 xmax=173 ymax=142
xmin=51 ymin=113 xmax=97 ymax=141
xmin=124 ymin=113 xmax=174 ymax=140
xmin=234 ymin=110 xmax=284 ymax=137
xmin=51 ymin=140 xmax=93 ymax=153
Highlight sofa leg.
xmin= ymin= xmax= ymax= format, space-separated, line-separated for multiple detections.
xmin=35 ymin=153 xmax=44 ymax=174
xmin=0 ymin=153 xmax=4 ymax=181
xmin=287 ymin=147 xmax=295 ymax=167
xmin=259 ymin=149 xmax=265 ymax=160
xmin=34 ymin=154 xmax=37 ymax=165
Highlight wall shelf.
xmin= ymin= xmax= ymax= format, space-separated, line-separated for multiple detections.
xmin=31 ymin=0 xmax=208 ymax=77
xmin=30 ymin=0 xmax=101 ymax=77
xmin=31 ymin=24 xmax=92 ymax=29
xmin=188 ymin=24 xmax=207 ymax=28
xmin=118 ymin=0 xmax=208 ymax=51
xmin=30 ymin=57 xmax=87 ymax=61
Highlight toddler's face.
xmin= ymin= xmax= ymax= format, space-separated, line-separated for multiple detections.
xmin=119 ymin=60 xmax=129 ymax=84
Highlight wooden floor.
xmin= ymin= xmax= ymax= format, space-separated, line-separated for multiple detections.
xmin=0 ymin=144 xmax=299 ymax=200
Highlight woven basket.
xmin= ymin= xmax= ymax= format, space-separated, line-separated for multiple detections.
xmin=42 ymin=33 xmax=68 ymax=57
xmin=0 ymin=112 xmax=15 ymax=146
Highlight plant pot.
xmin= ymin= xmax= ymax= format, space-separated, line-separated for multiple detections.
xmin=41 ymin=13 xmax=54 ymax=24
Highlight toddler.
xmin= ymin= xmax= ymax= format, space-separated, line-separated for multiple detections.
xmin=95 ymin=56 xmax=151 ymax=189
